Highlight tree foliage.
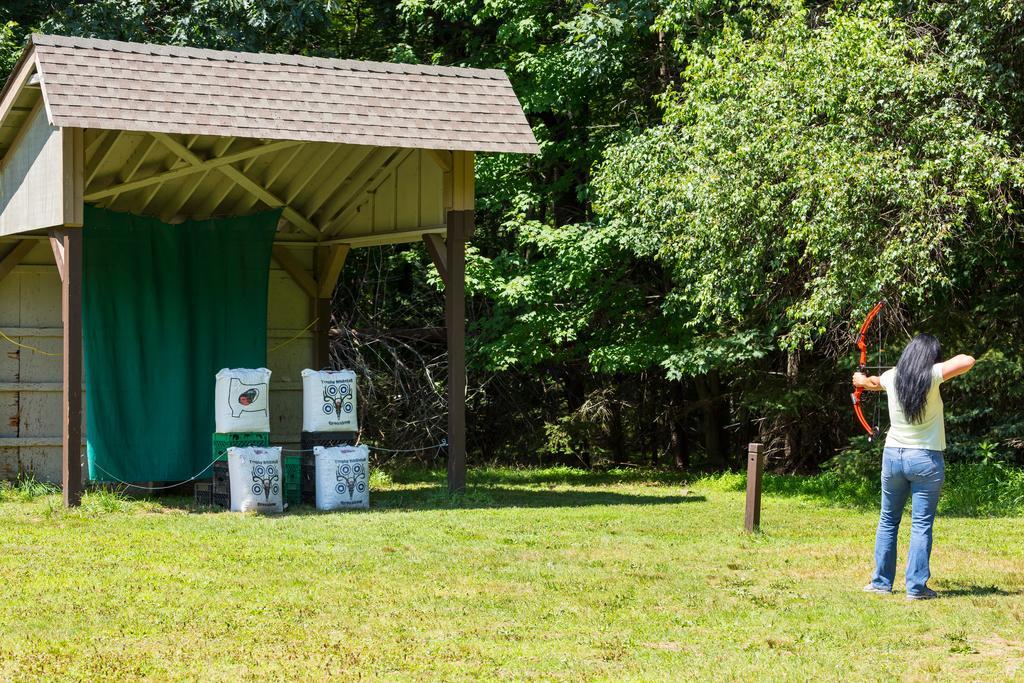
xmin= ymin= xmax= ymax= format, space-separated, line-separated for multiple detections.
xmin=597 ymin=5 xmax=1020 ymax=366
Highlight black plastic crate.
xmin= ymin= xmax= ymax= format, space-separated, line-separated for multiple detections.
xmin=194 ymin=482 xmax=229 ymax=509
xmin=299 ymin=431 xmax=357 ymax=451
xmin=212 ymin=460 xmax=230 ymax=495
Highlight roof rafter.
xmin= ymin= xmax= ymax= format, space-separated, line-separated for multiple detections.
xmin=118 ymin=134 xmax=157 ymax=184
xmin=84 ymin=129 xmax=111 ymax=161
xmin=84 ymin=129 xmax=123 ymax=187
xmin=159 ymin=169 xmax=209 ymax=222
xmin=152 ymin=132 xmax=319 ymax=237
xmin=315 ymin=147 xmax=396 ymax=228
xmin=325 ymin=149 xmax=415 ymax=235
xmin=85 ymin=137 xmax=301 ymax=202
xmin=425 ymin=149 xmax=453 ymax=173
xmin=284 ymin=145 xmax=341 ymax=205
xmin=232 ymin=143 xmax=306 ymax=215
xmin=302 ymin=146 xmax=376 ymax=220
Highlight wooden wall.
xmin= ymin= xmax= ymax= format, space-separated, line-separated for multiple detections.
xmin=266 ymin=249 xmax=315 ymax=452
xmin=0 ymin=240 xmax=73 ymax=482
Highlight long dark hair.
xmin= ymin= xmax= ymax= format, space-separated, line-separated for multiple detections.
xmin=894 ymin=334 xmax=943 ymax=424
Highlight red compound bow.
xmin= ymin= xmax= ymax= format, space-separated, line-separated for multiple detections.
xmin=851 ymin=301 xmax=885 ymax=440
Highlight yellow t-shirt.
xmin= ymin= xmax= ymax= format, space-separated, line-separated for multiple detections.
xmin=879 ymin=364 xmax=945 ymax=451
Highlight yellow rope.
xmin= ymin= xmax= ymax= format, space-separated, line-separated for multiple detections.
xmin=0 ymin=320 xmax=320 ymax=357
xmin=269 ymin=318 xmax=319 ymax=352
xmin=0 ymin=329 xmax=61 ymax=356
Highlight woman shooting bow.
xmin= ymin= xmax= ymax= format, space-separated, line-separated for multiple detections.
xmin=853 ymin=334 xmax=975 ymax=600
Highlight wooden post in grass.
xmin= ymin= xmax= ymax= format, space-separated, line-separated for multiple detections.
xmin=744 ymin=442 xmax=764 ymax=532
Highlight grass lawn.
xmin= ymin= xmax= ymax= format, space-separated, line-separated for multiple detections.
xmin=0 ymin=468 xmax=1021 ymax=681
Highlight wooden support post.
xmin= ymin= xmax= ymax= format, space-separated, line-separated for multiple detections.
xmin=445 ymin=210 xmax=471 ymax=493
xmin=50 ymin=228 xmax=83 ymax=507
xmin=744 ymin=442 xmax=764 ymax=532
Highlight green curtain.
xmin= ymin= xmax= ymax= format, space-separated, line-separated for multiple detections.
xmin=83 ymin=206 xmax=280 ymax=482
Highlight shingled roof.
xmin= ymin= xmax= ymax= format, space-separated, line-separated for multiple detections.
xmin=25 ymin=34 xmax=538 ymax=154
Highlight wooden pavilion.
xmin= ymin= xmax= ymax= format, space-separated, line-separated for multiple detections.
xmin=0 ymin=34 xmax=538 ymax=505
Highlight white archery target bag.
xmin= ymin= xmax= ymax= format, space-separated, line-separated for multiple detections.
xmin=314 ymin=445 xmax=370 ymax=510
xmin=215 ymin=368 xmax=271 ymax=433
xmin=227 ymin=446 xmax=284 ymax=513
xmin=301 ymin=369 xmax=358 ymax=432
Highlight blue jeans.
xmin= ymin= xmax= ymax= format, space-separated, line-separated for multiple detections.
xmin=870 ymin=448 xmax=944 ymax=595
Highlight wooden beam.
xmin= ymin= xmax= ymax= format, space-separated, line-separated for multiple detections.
xmin=136 ymin=174 xmax=168 ymax=215
xmin=84 ymin=129 xmax=111 ymax=161
xmin=423 ymin=233 xmax=448 ymax=286
xmin=0 ymin=50 xmax=36 ymax=129
xmin=152 ymin=133 xmax=319 ymax=237
xmin=425 ymin=149 xmax=453 ymax=173
xmin=159 ymin=169 xmax=209 ymax=222
xmin=224 ymin=166 xmax=319 ymax=236
xmin=62 ymin=127 xmax=84 ymax=227
xmin=49 ymin=231 xmax=65 ymax=281
xmin=190 ymin=138 xmax=247 ymax=217
xmin=317 ymin=148 xmax=397 ymax=228
xmin=452 ymin=151 xmax=475 ymax=212
xmin=86 ymin=138 xmax=301 ymax=201
xmin=284 ymin=145 xmax=342 ymax=204
xmin=84 ymin=129 xmax=122 ymax=187
xmin=211 ymin=136 xmax=237 ymax=157
xmin=117 ymin=135 xmax=156 ymax=184
xmin=445 ymin=210 xmax=470 ymax=493
xmin=0 ymin=240 xmax=36 ymax=283
xmin=233 ymin=143 xmax=305 ymax=215
xmin=317 ymin=243 xmax=349 ymax=298
xmin=442 ymin=167 xmax=452 ymax=211
xmin=282 ymin=224 xmax=447 ymax=249
xmin=272 ymin=245 xmax=317 ymax=300
xmin=100 ymin=134 xmax=158 ymax=208
xmin=51 ymin=227 xmax=83 ymax=507
xmin=302 ymin=147 xmax=374 ymax=219
xmin=323 ymin=149 xmax=415 ymax=235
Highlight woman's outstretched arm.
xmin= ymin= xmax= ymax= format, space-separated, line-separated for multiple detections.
xmin=940 ymin=354 xmax=976 ymax=381
xmin=852 ymin=372 xmax=883 ymax=391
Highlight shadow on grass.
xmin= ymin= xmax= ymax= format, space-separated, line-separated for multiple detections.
xmin=386 ymin=465 xmax=689 ymax=488
xmin=938 ymin=584 xmax=1022 ymax=598
xmin=140 ymin=467 xmax=703 ymax=514
xmin=266 ymin=486 xmax=705 ymax=514
xmin=385 ymin=486 xmax=702 ymax=511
